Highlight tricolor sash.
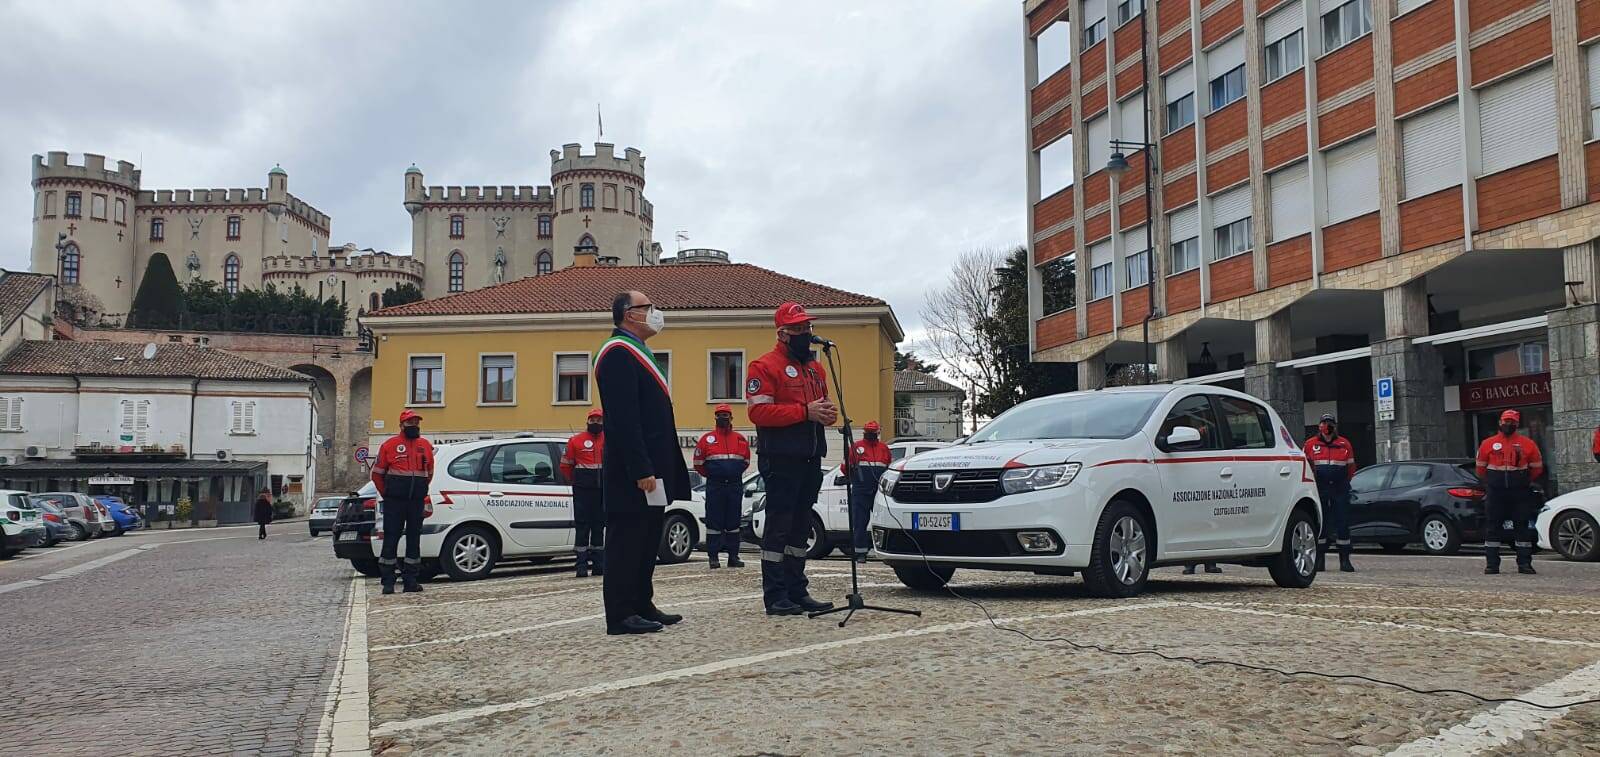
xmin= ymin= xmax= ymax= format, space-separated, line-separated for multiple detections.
xmin=595 ymin=334 xmax=670 ymax=398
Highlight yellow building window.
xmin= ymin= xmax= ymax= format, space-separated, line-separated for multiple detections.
xmin=709 ymin=350 xmax=745 ymax=401
xmin=410 ymin=355 xmax=444 ymax=405
xmin=554 ymin=353 xmax=590 ymax=403
xmin=481 ymin=354 xmax=516 ymax=405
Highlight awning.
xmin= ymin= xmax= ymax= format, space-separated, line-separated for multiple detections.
xmin=0 ymin=460 xmax=268 ymax=478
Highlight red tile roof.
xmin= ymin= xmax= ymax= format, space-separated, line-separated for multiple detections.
xmin=0 ymin=340 xmax=312 ymax=382
xmin=368 ymin=263 xmax=886 ymax=318
xmin=0 ymin=272 xmax=53 ymax=331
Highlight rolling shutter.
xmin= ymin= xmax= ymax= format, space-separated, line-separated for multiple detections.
xmin=1397 ymin=0 xmax=1429 ymax=13
xmin=1400 ymin=100 xmax=1460 ymax=199
xmin=1169 ymin=204 xmax=1199 ymax=241
xmin=1087 ymin=114 xmax=1113 ymax=177
xmin=1269 ymin=161 xmax=1311 ymax=241
xmin=1263 ymin=0 xmax=1303 ymax=45
xmin=1324 ymin=135 xmax=1379 ymax=223
xmin=1089 ymin=239 xmax=1113 ymax=269
xmin=1118 ymin=94 xmax=1147 ymax=142
xmin=1479 ymin=64 xmax=1558 ymax=176
xmin=1119 ymin=225 xmax=1148 ymax=255
xmin=1165 ymin=63 xmax=1194 ymax=103
xmin=1211 ymin=184 xmax=1252 ymax=227
xmin=1207 ymin=33 xmax=1245 ymax=75
xmin=1320 ymin=0 xmax=1349 ymax=13
xmin=1082 ymin=0 xmax=1107 ymax=27
xmin=1587 ymin=44 xmax=1600 ymax=136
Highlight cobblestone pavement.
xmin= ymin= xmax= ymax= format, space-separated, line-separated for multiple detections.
xmin=362 ymin=549 xmax=1600 ymax=756
xmin=0 ymin=526 xmax=351 ymax=756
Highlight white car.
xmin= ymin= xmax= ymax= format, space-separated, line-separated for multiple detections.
xmin=1537 ymin=486 xmax=1600 ymax=561
xmin=1 ymin=489 xmax=46 ymax=558
xmin=870 ymin=385 xmax=1323 ymax=598
xmin=371 ymin=436 xmax=707 ymax=581
xmin=746 ymin=440 xmax=951 ymax=558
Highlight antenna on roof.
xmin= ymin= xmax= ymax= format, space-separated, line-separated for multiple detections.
xmin=141 ymin=343 xmax=157 ymax=360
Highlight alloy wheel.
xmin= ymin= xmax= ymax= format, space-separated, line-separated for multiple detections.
xmin=1291 ymin=520 xmax=1317 ymax=576
xmin=1556 ymin=515 xmax=1596 ymax=558
xmin=452 ymin=533 xmax=490 ymax=573
xmin=1107 ymin=515 xmax=1147 ymax=585
xmin=667 ymin=520 xmax=691 ymax=560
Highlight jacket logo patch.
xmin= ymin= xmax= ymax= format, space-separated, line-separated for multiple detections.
xmin=396 ymin=444 xmax=406 ymax=454
xmin=583 ymin=440 xmax=594 ymax=449
xmin=1493 ymin=443 xmax=1503 ymax=451
xmin=1312 ymin=445 xmax=1321 ymax=453
xmin=707 ymin=435 xmax=717 ymax=443
xmin=747 ymin=378 xmax=762 ymax=394
xmin=785 ymin=365 xmax=799 ymax=378
xmin=856 ymin=446 xmax=865 ymax=454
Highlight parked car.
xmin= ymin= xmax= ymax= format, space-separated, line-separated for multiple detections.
xmin=332 ymin=482 xmax=381 ymax=577
xmin=91 ymin=500 xmax=117 ymax=535
xmin=1 ymin=490 xmax=46 ymax=558
xmin=871 ymin=386 xmax=1322 ymax=597
xmin=1537 ymin=486 xmax=1600 ymax=561
xmin=93 ymin=496 xmax=143 ymax=536
xmin=309 ymin=496 xmax=342 ymax=537
xmin=1345 ymin=460 xmax=1495 ymax=555
xmin=35 ymin=492 xmax=107 ymax=540
xmin=28 ymin=497 xmax=74 ymax=546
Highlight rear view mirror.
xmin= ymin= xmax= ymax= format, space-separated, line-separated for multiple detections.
xmin=1164 ymin=426 xmax=1204 ymax=450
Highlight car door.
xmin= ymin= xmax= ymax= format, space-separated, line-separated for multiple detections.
xmin=1376 ymin=463 xmax=1432 ymax=538
xmin=1153 ymin=393 xmax=1230 ymax=552
xmin=1211 ymin=394 xmax=1283 ymax=549
xmin=822 ymin=464 xmax=850 ymax=532
xmin=479 ymin=441 xmax=573 ymax=550
xmin=741 ymin=473 xmax=766 ymax=514
xmin=1346 ymin=465 xmax=1394 ymax=539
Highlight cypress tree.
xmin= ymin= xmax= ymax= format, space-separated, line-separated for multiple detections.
xmin=127 ymin=253 xmax=186 ymax=329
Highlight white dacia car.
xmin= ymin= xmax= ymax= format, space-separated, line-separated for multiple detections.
xmin=870 ymin=385 xmax=1323 ymax=598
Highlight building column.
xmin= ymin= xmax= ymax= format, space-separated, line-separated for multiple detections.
xmin=332 ymin=371 xmax=354 ymax=493
xmin=1371 ymin=280 xmax=1445 ymax=462
xmin=1157 ymin=338 xmax=1188 ymax=382
xmin=1547 ymin=239 xmax=1600 ymax=494
xmin=1078 ymin=352 xmax=1107 ymax=390
xmin=1245 ymin=311 xmax=1302 ymax=428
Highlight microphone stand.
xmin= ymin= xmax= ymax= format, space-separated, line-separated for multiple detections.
xmin=808 ymin=340 xmax=921 ymax=627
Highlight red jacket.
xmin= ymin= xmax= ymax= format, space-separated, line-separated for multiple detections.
xmin=1476 ymin=432 xmax=1543 ymax=488
xmin=1592 ymin=426 xmax=1600 ymax=462
xmin=371 ymin=433 xmax=434 ymax=500
xmin=845 ymin=438 xmax=892 ymax=483
xmin=746 ymin=343 xmax=830 ymax=458
xmin=694 ymin=428 xmax=751 ymax=481
xmin=1302 ymin=434 xmax=1356 ymax=481
xmin=560 ymin=431 xmax=604 ymax=489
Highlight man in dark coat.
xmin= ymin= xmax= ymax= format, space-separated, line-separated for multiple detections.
xmin=594 ymin=290 xmax=693 ymax=635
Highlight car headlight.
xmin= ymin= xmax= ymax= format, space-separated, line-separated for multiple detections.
xmin=1001 ymin=463 xmax=1081 ymax=494
xmin=878 ymin=469 xmax=901 ymax=496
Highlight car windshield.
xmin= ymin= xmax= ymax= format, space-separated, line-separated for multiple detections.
xmin=966 ymin=391 xmax=1164 ymax=443
xmin=317 ymin=498 xmax=342 ymax=509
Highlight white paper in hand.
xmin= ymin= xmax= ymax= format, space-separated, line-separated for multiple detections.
xmin=645 ymin=478 xmax=668 ymax=508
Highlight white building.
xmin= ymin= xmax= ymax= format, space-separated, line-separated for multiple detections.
xmin=893 ymin=371 xmax=966 ymax=442
xmin=0 ymin=340 xmax=317 ymax=522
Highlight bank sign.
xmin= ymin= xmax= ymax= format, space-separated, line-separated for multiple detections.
xmin=1460 ymin=372 xmax=1551 ymax=411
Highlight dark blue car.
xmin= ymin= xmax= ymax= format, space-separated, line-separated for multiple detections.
xmin=93 ymin=496 xmax=143 ymax=536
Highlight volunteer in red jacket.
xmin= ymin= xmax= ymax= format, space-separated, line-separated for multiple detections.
xmin=1592 ymin=424 xmax=1600 ymax=463
xmin=1476 ymin=409 xmax=1544 ymax=575
xmin=371 ymin=409 xmax=434 ymax=594
xmin=747 ymin=301 xmax=836 ymax=616
xmin=694 ymin=404 xmax=750 ymax=569
xmin=562 ymin=408 xmax=606 ymax=577
xmin=1304 ymin=414 xmax=1357 ymax=573
xmin=843 ymin=421 xmax=891 ymax=562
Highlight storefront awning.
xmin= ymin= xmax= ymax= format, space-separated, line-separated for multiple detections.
xmin=0 ymin=459 xmax=268 ymax=478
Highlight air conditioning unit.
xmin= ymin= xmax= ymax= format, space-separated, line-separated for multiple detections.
xmin=215 ymin=450 xmax=232 ymax=461
xmin=0 ymin=455 xmax=9 ymax=466
xmin=25 ymin=445 xmax=47 ymax=459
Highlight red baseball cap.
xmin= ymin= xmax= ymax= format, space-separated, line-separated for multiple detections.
xmin=863 ymin=420 xmax=881 ymax=433
xmin=774 ymin=301 xmax=814 ymax=328
xmin=587 ymin=408 xmax=604 ymax=420
xmin=714 ymin=403 xmax=733 ymax=415
xmin=398 ymin=409 xmax=423 ymax=423
xmin=1500 ymin=409 xmax=1520 ymax=424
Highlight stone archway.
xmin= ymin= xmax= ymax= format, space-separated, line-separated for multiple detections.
xmin=348 ymin=366 xmax=372 ymax=484
xmin=291 ymin=363 xmax=339 ymax=494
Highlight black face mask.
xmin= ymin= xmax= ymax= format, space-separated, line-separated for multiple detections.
xmin=784 ymin=334 xmax=814 ymax=362
xmin=587 ymin=423 xmax=602 ymax=435
xmin=402 ymin=425 xmax=420 ymax=439
xmin=716 ymin=417 xmax=732 ymax=429
xmin=1500 ymin=423 xmax=1516 ymax=435
xmin=864 ymin=433 xmax=879 ymax=443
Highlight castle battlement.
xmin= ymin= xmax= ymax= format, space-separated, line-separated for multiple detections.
xmin=549 ymin=142 xmax=645 ymax=181
xmin=133 ymin=187 xmax=331 ymax=229
xmin=32 ymin=152 xmax=141 ymax=192
xmin=262 ymin=252 xmax=425 ymax=275
xmin=416 ymin=184 xmax=554 ymax=205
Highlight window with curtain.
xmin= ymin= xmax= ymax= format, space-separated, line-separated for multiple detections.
xmin=481 ymin=354 xmax=516 ymax=404
xmin=409 ymin=356 xmax=443 ymax=404
xmin=556 ymin=353 xmax=590 ymax=402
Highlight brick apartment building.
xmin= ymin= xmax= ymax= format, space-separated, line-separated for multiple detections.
xmin=1022 ymin=0 xmax=1600 ymax=493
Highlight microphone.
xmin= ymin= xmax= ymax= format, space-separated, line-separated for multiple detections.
xmin=809 ymin=334 xmax=835 ymax=348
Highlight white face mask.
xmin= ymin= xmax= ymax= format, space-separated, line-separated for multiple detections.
xmin=644 ymin=306 xmax=666 ymax=332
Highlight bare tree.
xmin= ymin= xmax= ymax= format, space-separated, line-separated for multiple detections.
xmin=920 ymin=248 xmax=1006 ymax=413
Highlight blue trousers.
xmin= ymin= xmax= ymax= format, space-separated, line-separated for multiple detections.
xmin=1316 ymin=482 xmax=1351 ymax=554
xmin=703 ymin=480 xmax=742 ymax=557
xmin=848 ymin=472 xmax=882 ymax=556
xmin=759 ymin=455 xmax=823 ymax=608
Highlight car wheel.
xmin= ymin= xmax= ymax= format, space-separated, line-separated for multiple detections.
xmin=1378 ymin=542 xmax=1408 ymax=554
xmin=442 ymin=526 xmax=498 ymax=581
xmin=309 ymin=528 xmax=320 ymax=537
xmin=1081 ymin=500 xmax=1151 ymax=599
xmin=804 ymin=515 xmax=831 ymax=560
xmin=1268 ymin=507 xmax=1319 ymax=589
xmin=658 ymin=513 xmax=695 ymax=564
xmin=1419 ymin=514 xmax=1462 ymax=556
xmin=893 ymin=563 xmax=954 ymax=592
xmin=418 ymin=563 xmax=441 ymax=582
xmin=71 ymin=523 xmax=88 ymax=541
xmin=1552 ymin=510 xmax=1600 ymax=561
xmin=350 ymin=558 xmax=381 ymax=578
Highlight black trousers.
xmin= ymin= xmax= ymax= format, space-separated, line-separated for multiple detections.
xmin=379 ymin=498 xmax=426 ymax=567
xmin=573 ymin=486 xmax=605 ymax=552
xmin=602 ymin=506 xmax=664 ymax=626
xmin=1485 ymin=485 xmax=1537 ymax=567
xmin=759 ymin=455 xmax=823 ymax=608
xmin=257 ymin=523 xmax=267 ymax=539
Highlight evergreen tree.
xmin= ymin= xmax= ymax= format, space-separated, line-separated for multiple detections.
xmin=127 ymin=253 xmax=185 ymax=329
xmin=381 ymin=283 xmax=424 ymax=308
xmin=973 ymin=247 xmax=1077 ymax=418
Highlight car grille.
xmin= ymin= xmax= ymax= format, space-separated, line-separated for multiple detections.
xmin=880 ymin=529 xmax=1060 ymax=557
xmin=891 ymin=469 xmax=1005 ymax=504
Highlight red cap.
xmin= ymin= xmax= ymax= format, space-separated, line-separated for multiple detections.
xmin=398 ymin=409 xmax=422 ymax=424
xmin=587 ymin=408 xmax=604 ymax=420
xmin=864 ymin=421 xmax=881 ymax=433
xmin=1500 ymin=409 xmax=1520 ymax=424
xmin=714 ymin=403 xmax=733 ymax=415
xmin=774 ymin=301 xmax=814 ymax=328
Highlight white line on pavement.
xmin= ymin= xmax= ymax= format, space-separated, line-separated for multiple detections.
xmin=315 ymin=575 xmax=372 ymax=757
xmin=370 ymin=601 xmax=1172 ymax=736
xmin=1192 ymin=601 xmax=1600 ymax=616
xmin=1386 ymin=659 xmax=1600 ymax=756
xmin=13 ymin=542 xmax=90 ymax=559
xmin=0 ymin=579 xmax=44 ymax=594
xmin=1187 ymin=603 xmax=1600 ymax=649
xmin=35 ymin=548 xmax=146 ymax=581
xmin=368 ymin=587 xmax=585 ymax=615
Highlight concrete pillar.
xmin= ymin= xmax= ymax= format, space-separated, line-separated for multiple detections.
xmin=1563 ymin=240 xmax=1600 ymax=307
xmin=1078 ymin=353 xmax=1107 ymax=390
xmin=1255 ymin=310 xmax=1293 ymax=363
xmin=1157 ymin=338 xmax=1188 ymax=382
xmin=1547 ymin=304 xmax=1600 ymax=496
xmin=332 ymin=372 xmax=353 ymax=492
xmin=1369 ymin=338 xmax=1448 ymax=462
xmin=1244 ymin=363 xmax=1304 ymax=432
xmin=1552 ymin=0 xmax=1588 ymax=208
xmin=1383 ymin=278 xmax=1428 ymax=340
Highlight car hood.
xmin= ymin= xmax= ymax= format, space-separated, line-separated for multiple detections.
xmin=897 ymin=439 xmax=1120 ymax=470
xmin=1544 ymin=486 xmax=1600 ymax=514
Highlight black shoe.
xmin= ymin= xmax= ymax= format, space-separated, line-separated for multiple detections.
xmin=1205 ymin=565 xmax=1223 ymax=574
xmin=403 ymin=581 xmax=423 ymax=593
xmin=766 ymin=599 xmax=804 ymax=616
xmin=727 ymin=555 xmax=745 ymax=568
xmin=1518 ymin=564 xmax=1537 ymax=575
xmin=607 ymin=615 xmax=665 ymax=635
xmin=642 ymin=608 xmax=683 ymax=626
xmin=709 ymin=560 xmax=721 ymax=570
xmin=1182 ymin=565 xmax=1197 ymax=575
xmin=794 ymin=595 xmax=834 ymax=612
xmin=381 ymin=583 xmax=395 ymax=595
xmin=1485 ymin=566 xmax=1500 ymax=575
xmin=576 ymin=567 xmax=589 ymax=578
xmin=1339 ymin=557 xmax=1355 ymax=573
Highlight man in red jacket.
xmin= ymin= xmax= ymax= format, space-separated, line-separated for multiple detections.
xmin=371 ymin=409 xmax=434 ymax=594
xmin=1304 ymin=414 xmax=1357 ymax=573
xmin=694 ymin=404 xmax=751 ymax=569
xmin=1476 ymin=409 xmax=1544 ymax=575
xmin=843 ymin=420 xmax=891 ymax=562
xmin=562 ymin=408 xmax=606 ymax=577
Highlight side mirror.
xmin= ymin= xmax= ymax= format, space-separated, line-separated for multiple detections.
xmin=833 ymin=475 xmax=848 ymax=487
xmin=1162 ymin=426 xmax=1204 ymax=451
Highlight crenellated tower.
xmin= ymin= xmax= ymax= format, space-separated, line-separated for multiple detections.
xmin=549 ymin=143 xmax=656 ymax=269
xmin=31 ymin=152 xmax=142 ymax=316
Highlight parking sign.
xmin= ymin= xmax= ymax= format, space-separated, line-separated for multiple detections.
xmin=1376 ymin=376 xmax=1395 ymax=420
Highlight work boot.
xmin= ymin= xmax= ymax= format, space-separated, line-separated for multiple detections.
xmin=726 ymin=553 xmax=745 ymax=568
xmin=379 ymin=561 xmax=397 ymax=595
xmin=1485 ymin=544 xmax=1502 ymax=575
xmin=401 ymin=562 xmax=423 ymax=593
xmin=794 ymin=595 xmax=834 ymax=612
xmin=1315 ymin=544 xmax=1327 ymax=573
xmin=590 ymin=550 xmax=604 ymax=577
xmin=1339 ymin=555 xmax=1355 ymax=573
xmin=576 ymin=556 xmax=589 ymax=578
xmin=1518 ymin=563 xmax=1537 ymax=575
xmin=766 ymin=599 xmax=804 ymax=616
xmin=709 ymin=556 xmax=721 ymax=570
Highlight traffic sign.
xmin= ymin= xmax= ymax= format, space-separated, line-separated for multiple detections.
xmin=1376 ymin=376 xmax=1395 ymax=420
xmin=354 ymin=446 xmax=370 ymax=464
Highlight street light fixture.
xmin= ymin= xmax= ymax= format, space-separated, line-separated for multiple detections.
xmin=1106 ymin=136 xmax=1160 ymax=385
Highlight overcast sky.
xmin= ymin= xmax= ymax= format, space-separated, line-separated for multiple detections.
xmin=0 ymin=0 xmax=1026 ymax=344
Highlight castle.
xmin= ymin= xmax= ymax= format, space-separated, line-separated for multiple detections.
xmin=29 ymin=142 xmax=662 ymax=330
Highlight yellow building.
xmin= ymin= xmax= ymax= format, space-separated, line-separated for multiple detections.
xmin=362 ymin=261 xmax=903 ymax=465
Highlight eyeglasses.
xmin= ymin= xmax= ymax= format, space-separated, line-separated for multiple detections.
xmin=626 ymin=303 xmax=653 ymax=311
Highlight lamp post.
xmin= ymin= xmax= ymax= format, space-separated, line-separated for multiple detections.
xmin=1107 ymin=138 xmax=1159 ymax=384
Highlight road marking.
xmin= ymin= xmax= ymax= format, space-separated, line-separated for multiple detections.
xmin=315 ymin=575 xmax=372 ymax=756
xmin=1192 ymin=601 xmax=1600 ymax=616
xmin=13 ymin=542 xmax=90 ymax=559
xmin=1187 ymin=604 xmax=1600 ymax=649
xmin=0 ymin=578 xmax=44 ymax=594
xmin=36 ymin=548 xmax=146 ymax=580
xmin=1386 ymin=659 xmax=1600 ymax=756
xmin=388 ymin=572 xmax=716 ymax=601
xmin=369 ymin=587 xmax=585 ymax=615
xmin=370 ymin=601 xmax=1171 ymax=736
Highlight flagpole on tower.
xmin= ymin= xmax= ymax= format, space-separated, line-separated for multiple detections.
xmin=597 ymin=103 xmax=604 ymax=139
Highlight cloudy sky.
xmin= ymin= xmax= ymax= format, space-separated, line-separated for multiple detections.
xmin=0 ymin=0 xmax=1027 ymax=343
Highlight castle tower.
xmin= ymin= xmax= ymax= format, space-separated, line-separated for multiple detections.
xmin=403 ymin=164 xmax=426 ymax=261
xmin=30 ymin=152 xmax=141 ymax=317
xmin=550 ymin=143 xmax=656 ymax=269
xmin=267 ymin=164 xmax=288 ymax=218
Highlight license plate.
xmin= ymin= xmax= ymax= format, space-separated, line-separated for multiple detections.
xmin=338 ymin=531 xmax=357 ymax=542
xmin=913 ymin=513 xmax=958 ymax=531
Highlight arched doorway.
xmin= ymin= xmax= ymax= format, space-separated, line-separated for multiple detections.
xmin=291 ymin=363 xmax=339 ymax=497
xmin=348 ymin=367 xmax=373 ymax=488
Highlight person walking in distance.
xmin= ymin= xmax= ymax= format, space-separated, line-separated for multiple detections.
xmin=253 ymin=488 xmax=273 ymax=540
xmin=747 ymin=301 xmax=836 ymax=616
xmin=694 ymin=404 xmax=750 ymax=569
xmin=371 ymin=409 xmax=434 ymax=595
xmin=561 ymin=408 xmax=607 ymax=578
xmin=1304 ymin=414 xmax=1357 ymax=573
xmin=595 ymin=291 xmax=693 ymax=635
xmin=843 ymin=421 xmax=891 ymax=563
xmin=1476 ymin=409 xmax=1544 ymax=575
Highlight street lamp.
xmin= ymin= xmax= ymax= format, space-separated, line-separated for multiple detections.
xmin=1107 ymin=138 xmax=1159 ymax=385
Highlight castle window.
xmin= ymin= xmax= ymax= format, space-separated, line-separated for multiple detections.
xmin=580 ymin=184 xmax=594 ymax=210
xmin=150 ymin=217 xmax=164 ymax=241
xmin=226 ymin=215 xmax=241 ymax=240
xmin=538 ymin=214 xmax=552 ymax=238
xmin=624 ymin=188 xmax=636 ymax=213
xmin=114 ymin=198 xmax=126 ymax=225
xmin=43 ymin=191 xmax=56 ymax=217
xmin=224 ymin=254 xmax=241 ymax=294
xmin=60 ymin=243 xmax=80 ymax=285
xmin=602 ymin=184 xmax=617 ymax=210
xmin=449 ymin=215 xmax=464 ymax=239
xmin=370 ymin=292 xmax=380 ymax=311
xmin=91 ymin=194 xmax=107 ymax=220
xmin=449 ymin=252 xmax=465 ymax=292
xmin=637 ymin=241 xmax=648 ymax=265
xmin=65 ymin=192 xmax=81 ymax=218
xmin=537 ymin=250 xmax=553 ymax=275
xmin=562 ymin=186 xmax=572 ymax=211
